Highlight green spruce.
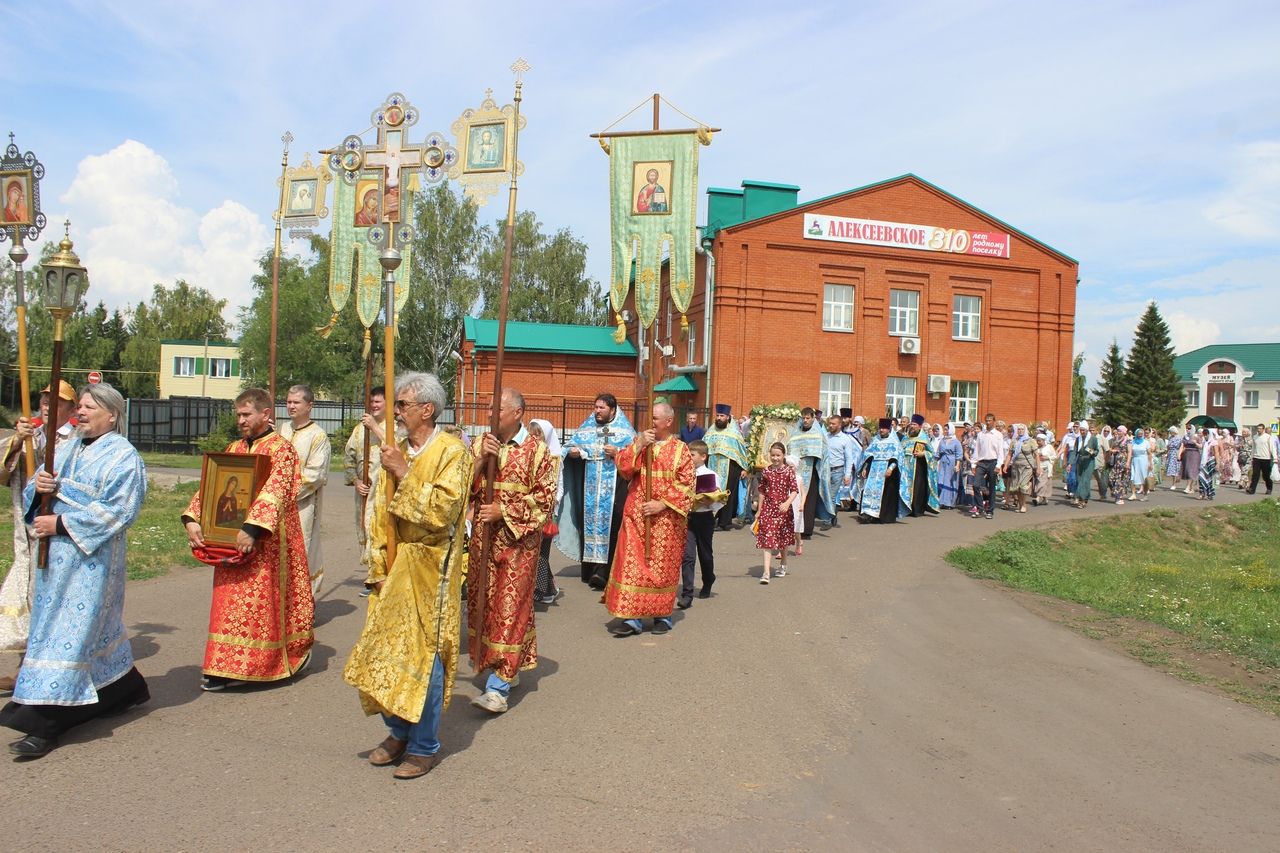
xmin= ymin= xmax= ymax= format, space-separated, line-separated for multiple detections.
xmin=1092 ymin=340 xmax=1127 ymax=427
xmin=1119 ymin=302 xmax=1187 ymax=430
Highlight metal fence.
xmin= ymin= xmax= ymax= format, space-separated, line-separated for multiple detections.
xmin=124 ymin=396 xmax=364 ymax=452
xmin=443 ymin=400 xmax=709 ymax=441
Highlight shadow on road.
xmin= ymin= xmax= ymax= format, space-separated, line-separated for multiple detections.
xmin=129 ymin=622 xmax=177 ymax=662
xmin=314 ymin=593 xmax=357 ymax=629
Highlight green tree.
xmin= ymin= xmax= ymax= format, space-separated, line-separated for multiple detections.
xmin=398 ymin=183 xmax=484 ymax=391
xmin=1119 ymin=301 xmax=1187 ymax=430
xmin=118 ymin=280 xmax=230 ymax=397
xmin=476 ymin=210 xmax=607 ymax=326
xmin=237 ymin=236 xmax=366 ymax=398
xmin=1092 ymin=340 xmax=1127 ymax=427
xmin=1071 ymin=352 xmax=1088 ymax=420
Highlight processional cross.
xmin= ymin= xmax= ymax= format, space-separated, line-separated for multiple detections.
xmin=360 ymin=97 xmax=425 ymax=225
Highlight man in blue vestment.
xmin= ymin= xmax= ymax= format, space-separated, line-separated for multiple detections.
xmin=555 ymin=393 xmax=636 ymax=590
xmin=788 ymin=407 xmax=833 ymax=539
xmin=857 ymin=417 xmax=907 ymax=523
xmin=703 ymin=403 xmax=748 ymax=531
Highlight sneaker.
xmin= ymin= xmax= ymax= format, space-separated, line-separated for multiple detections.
xmin=358 ymin=587 xmax=372 ymax=598
xmin=774 ymin=566 xmax=787 ymax=577
xmin=969 ymin=508 xmax=980 ymax=518
xmin=676 ymin=595 xmax=693 ymax=610
xmin=759 ymin=576 xmax=770 ymax=585
xmin=200 ymin=675 xmax=244 ymax=692
xmin=651 ymin=619 xmax=672 ymax=635
xmin=536 ymin=589 xmax=564 ymax=605
xmin=984 ymin=512 xmax=993 ymax=520
xmin=471 ymin=690 xmax=508 ymax=714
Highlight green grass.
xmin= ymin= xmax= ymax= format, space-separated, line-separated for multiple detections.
xmin=141 ymin=451 xmax=347 ymax=472
xmin=0 ymin=480 xmax=202 ymax=583
xmin=947 ymin=499 xmax=1280 ymax=670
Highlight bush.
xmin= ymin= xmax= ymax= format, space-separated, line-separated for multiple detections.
xmin=197 ymin=409 xmax=239 ymax=453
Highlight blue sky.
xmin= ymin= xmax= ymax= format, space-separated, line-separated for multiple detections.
xmin=4 ymin=0 xmax=1278 ymax=383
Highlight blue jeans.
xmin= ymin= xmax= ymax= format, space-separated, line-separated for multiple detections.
xmin=382 ymin=653 xmax=444 ymax=757
xmin=817 ymin=474 xmax=844 ymax=522
xmin=485 ymin=670 xmax=514 ymax=698
xmin=623 ymin=616 xmax=672 ymax=632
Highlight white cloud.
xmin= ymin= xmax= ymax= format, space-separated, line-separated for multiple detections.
xmin=1204 ymin=141 xmax=1280 ymax=239
xmin=1164 ymin=313 xmax=1222 ymax=354
xmin=57 ymin=140 xmax=268 ymax=320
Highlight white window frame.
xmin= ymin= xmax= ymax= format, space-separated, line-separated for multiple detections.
xmin=888 ymin=289 xmax=919 ymax=336
xmin=885 ymin=376 xmax=916 ymax=418
xmin=1187 ymin=389 xmax=1200 ymax=407
xmin=820 ymin=373 xmax=852 ymax=415
xmin=822 ymin=283 xmax=855 ymax=332
xmin=1211 ymin=390 xmax=1228 ymax=408
xmin=949 ymin=380 xmax=979 ymax=424
xmin=952 ymin=294 xmax=982 ymax=341
xmin=173 ymin=356 xmax=195 ymax=378
xmin=208 ymin=357 xmax=232 ymax=378
xmin=686 ymin=323 xmax=697 ymax=364
xmin=1243 ymin=390 xmax=1259 ymax=408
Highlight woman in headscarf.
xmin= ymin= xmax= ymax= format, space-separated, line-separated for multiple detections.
xmin=527 ymin=419 xmax=563 ymax=605
xmin=1150 ymin=427 xmax=1166 ymax=487
xmin=1007 ymin=423 xmax=1037 ymax=513
xmin=1179 ymin=421 xmax=1202 ymax=493
xmin=1197 ymin=428 xmax=1217 ymax=500
xmin=1129 ymin=427 xmax=1152 ymax=500
xmin=1214 ymin=428 xmax=1236 ymax=491
xmin=935 ymin=424 xmax=964 ymax=509
xmin=1236 ymin=426 xmax=1253 ymax=491
xmin=1165 ymin=427 xmax=1185 ymax=490
xmin=1033 ymin=431 xmax=1055 ymax=506
xmin=1109 ymin=425 xmax=1133 ymax=504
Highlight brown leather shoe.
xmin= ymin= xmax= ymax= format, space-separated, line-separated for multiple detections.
xmin=392 ymin=753 xmax=440 ymax=780
xmin=367 ymin=736 xmax=408 ymax=766
xmin=0 ymin=673 xmax=16 ymax=695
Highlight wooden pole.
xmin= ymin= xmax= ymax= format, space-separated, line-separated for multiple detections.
xmin=9 ymin=233 xmax=34 ymax=475
xmin=37 ymin=328 xmax=64 ymax=570
xmin=474 ymin=66 xmax=526 ymax=662
xmin=268 ymin=132 xmax=292 ymax=404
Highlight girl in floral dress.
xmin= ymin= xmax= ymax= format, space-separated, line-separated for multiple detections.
xmin=752 ymin=443 xmax=799 ymax=585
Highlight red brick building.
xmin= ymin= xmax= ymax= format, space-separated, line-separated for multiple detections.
xmin=637 ymin=174 xmax=1078 ymax=426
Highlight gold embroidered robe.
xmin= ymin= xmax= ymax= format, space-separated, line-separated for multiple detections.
xmin=605 ymin=437 xmax=695 ymax=619
xmin=343 ymin=430 xmax=472 ymax=722
xmin=467 ymin=433 xmax=557 ymax=679
xmin=184 ymin=430 xmax=315 ymax=681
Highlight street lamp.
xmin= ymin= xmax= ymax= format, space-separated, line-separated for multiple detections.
xmin=37 ymin=221 xmax=88 ymax=568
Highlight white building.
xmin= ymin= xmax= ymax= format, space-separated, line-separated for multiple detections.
xmin=1174 ymin=343 xmax=1280 ymax=431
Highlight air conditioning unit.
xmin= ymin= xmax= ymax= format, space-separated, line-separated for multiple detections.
xmin=927 ymin=374 xmax=951 ymax=394
xmin=899 ymin=336 xmax=920 ymax=355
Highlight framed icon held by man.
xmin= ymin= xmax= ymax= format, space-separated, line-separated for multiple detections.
xmin=198 ymin=452 xmax=272 ymax=546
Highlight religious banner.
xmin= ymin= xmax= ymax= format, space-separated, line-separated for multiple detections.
xmin=448 ymin=85 xmax=526 ymax=206
xmin=0 ymin=133 xmax=46 ymax=244
xmin=606 ymin=131 xmax=704 ymax=336
xmin=324 ymin=93 xmax=454 ymax=336
xmin=279 ymin=153 xmax=332 ymax=240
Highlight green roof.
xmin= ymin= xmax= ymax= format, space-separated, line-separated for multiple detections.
xmin=654 ymin=374 xmax=698 ymax=392
xmin=463 ymin=317 xmax=637 ymax=357
xmin=1173 ymin=343 xmax=1280 ymax=382
xmin=160 ymin=339 xmax=238 ymax=347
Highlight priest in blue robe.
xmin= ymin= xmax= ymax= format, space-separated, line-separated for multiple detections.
xmin=0 ymin=384 xmax=149 ymax=758
xmin=857 ymin=418 xmax=907 ymax=523
xmin=703 ymin=403 xmax=748 ymax=530
xmin=901 ymin=414 xmax=941 ymax=517
xmin=555 ymin=392 xmax=636 ymax=590
xmin=787 ymin=407 xmax=833 ymax=539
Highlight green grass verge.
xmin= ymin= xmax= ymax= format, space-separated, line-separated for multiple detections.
xmin=947 ymin=499 xmax=1280 ymax=669
xmin=0 ymin=480 xmax=202 ymax=584
xmin=141 ymin=451 xmax=347 ymax=472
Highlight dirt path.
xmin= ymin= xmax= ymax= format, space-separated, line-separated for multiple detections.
xmin=2 ymin=477 xmax=1277 ymax=851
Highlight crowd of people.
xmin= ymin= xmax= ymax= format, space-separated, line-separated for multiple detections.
xmin=2 ymin=377 xmax=1276 ymax=778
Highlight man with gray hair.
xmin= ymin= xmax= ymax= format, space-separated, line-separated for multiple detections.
xmin=281 ymin=383 xmax=330 ymax=596
xmin=606 ymin=401 xmax=695 ymax=637
xmin=344 ymin=371 xmax=471 ymax=779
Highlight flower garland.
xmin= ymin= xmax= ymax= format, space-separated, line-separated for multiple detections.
xmin=745 ymin=402 xmax=802 ymax=469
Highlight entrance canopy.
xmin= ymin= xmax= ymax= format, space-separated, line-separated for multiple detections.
xmin=1187 ymin=414 xmax=1237 ymax=430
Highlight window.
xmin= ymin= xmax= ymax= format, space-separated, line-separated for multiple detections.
xmin=949 ymin=381 xmax=979 ymax=424
xmin=1211 ymin=390 xmax=1228 ymax=407
xmin=1187 ymin=389 xmax=1200 ymax=407
xmin=209 ymin=358 xmax=232 ymax=378
xmin=1244 ymin=390 xmax=1259 ymax=408
xmin=820 ymin=373 xmax=851 ymax=415
xmin=888 ymin=289 xmax=919 ymax=336
xmin=686 ymin=323 xmax=697 ymax=364
xmin=952 ymin=295 xmax=981 ymax=340
xmin=173 ymin=356 xmax=195 ymax=377
xmin=823 ymin=283 xmax=855 ymax=331
xmin=885 ymin=376 xmax=916 ymax=418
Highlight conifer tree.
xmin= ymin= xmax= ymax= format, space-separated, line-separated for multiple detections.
xmin=1091 ymin=340 xmax=1127 ymax=427
xmin=1119 ymin=302 xmax=1187 ymax=430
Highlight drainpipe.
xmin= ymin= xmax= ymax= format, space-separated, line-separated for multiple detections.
xmin=699 ymin=237 xmax=716 ymax=411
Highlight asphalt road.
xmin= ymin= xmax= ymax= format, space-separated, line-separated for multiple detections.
xmin=2 ymin=475 xmax=1277 ymax=851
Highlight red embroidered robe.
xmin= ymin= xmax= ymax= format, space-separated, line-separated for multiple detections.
xmin=184 ymin=431 xmax=314 ymax=681
xmin=467 ymin=433 xmax=557 ymax=680
xmin=605 ymin=437 xmax=694 ymax=619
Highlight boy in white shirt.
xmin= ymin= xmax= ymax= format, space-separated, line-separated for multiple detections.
xmin=678 ymin=440 xmax=721 ymax=609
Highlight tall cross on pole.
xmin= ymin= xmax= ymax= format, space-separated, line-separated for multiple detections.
xmin=268 ymin=130 xmax=293 ymax=404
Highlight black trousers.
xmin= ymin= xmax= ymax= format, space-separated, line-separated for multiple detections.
xmin=0 ymin=666 xmax=148 ymax=740
xmin=1249 ymin=458 xmax=1274 ymax=493
xmin=535 ymin=535 xmax=556 ymax=598
xmin=680 ymin=512 xmax=716 ymax=598
xmin=974 ymin=459 xmax=999 ymax=513
xmin=802 ymin=477 xmax=820 ymax=536
xmin=714 ymin=462 xmax=742 ymax=529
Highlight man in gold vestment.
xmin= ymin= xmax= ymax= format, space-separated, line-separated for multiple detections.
xmin=606 ymin=402 xmax=695 ymax=637
xmin=343 ymin=372 xmax=471 ymax=780
xmin=184 ymin=388 xmax=314 ymax=691
xmin=467 ymin=388 xmax=557 ymax=714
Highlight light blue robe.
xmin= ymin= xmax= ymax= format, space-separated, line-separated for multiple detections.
xmin=901 ymin=435 xmax=941 ymax=514
xmin=554 ymin=410 xmax=635 ymax=564
xmin=16 ymin=432 xmax=147 ymax=706
xmin=935 ymin=436 xmax=963 ymax=507
xmin=788 ymin=423 xmax=834 ymax=515
xmin=858 ymin=434 xmax=907 ymax=519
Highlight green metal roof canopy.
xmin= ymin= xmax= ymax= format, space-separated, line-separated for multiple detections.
xmin=653 ymin=374 xmax=698 ymax=393
xmin=463 ymin=317 xmax=637 ymax=357
xmin=1186 ymin=415 xmax=1238 ymax=431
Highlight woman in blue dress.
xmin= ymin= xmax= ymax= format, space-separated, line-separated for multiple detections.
xmin=935 ymin=424 xmax=963 ymax=509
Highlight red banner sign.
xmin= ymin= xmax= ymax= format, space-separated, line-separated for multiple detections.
xmin=803 ymin=214 xmax=1011 ymax=259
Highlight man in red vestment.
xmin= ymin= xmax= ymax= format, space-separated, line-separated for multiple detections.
xmin=183 ymin=388 xmax=315 ymax=691
xmin=468 ymin=388 xmax=558 ymax=714
xmin=606 ymin=402 xmax=695 ymax=636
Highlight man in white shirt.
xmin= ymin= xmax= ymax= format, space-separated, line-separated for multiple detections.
xmin=1247 ymin=423 xmax=1275 ymax=494
xmin=280 ymin=384 xmax=330 ymax=597
xmin=970 ymin=412 xmax=1003 ymax=519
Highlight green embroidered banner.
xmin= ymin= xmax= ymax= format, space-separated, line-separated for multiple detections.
xmin=326 ymin=171 xmax=415 ymax=331
xmin=608 ymin=132 xmax=700 ymax=334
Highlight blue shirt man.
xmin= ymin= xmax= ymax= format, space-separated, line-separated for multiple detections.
xmin=819 ymin=415 xmax=859 ymax=525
